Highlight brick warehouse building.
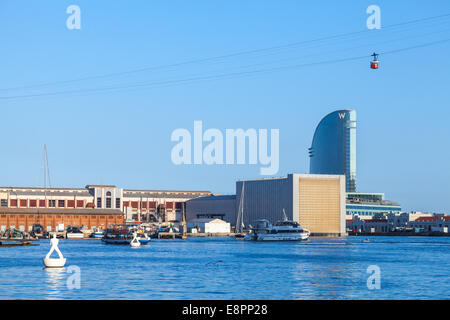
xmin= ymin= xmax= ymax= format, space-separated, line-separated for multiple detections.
xmin=0 ymin=185 xmax=211 ymax=232
xmin=0 ymin=208 xmax=124 ymax=232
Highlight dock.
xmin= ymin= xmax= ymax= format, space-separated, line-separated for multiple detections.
xmin=186 ymin=233 xmax=237 ymax=237
xmin=156 ymin=232 xmax=237 ymax=239
xmin=0 ymin=239 xmax=39 ymax=247
xmin=157 ymin=232 xmax=185 ymax=239
xmin=349 ymin=231 xmax=450 ymax=237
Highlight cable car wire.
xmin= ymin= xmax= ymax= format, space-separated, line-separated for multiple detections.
xmin=2 ymin=36 xmax=449 ymax=101
xmin=1 ymin=12 xmax=450 ymax=92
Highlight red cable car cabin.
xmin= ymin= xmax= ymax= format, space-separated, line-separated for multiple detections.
xmin=370 ymin=52 xmax=379 ymax=69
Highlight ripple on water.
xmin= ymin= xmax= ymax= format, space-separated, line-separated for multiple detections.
xmin=0 ymin=236 xmax=449 ymax=299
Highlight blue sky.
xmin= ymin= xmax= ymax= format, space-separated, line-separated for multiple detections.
xmin=1 ymin=0 xmax=450 ymax=213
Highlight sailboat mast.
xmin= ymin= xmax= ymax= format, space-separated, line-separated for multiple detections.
xmin=282 ymin=208 xmax=288 ymax=221
xmin=236 ymin=181 xmax=245 ymax=233
xmin=241 ymin=181 xmax=245 ymax=231
xmin=44 ymin=144 xmax=47 ymax=208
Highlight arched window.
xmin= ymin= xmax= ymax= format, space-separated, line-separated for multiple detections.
xmin=106 ymin=191 xmax=112 ymax=208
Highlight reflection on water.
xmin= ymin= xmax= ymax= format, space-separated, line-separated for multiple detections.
xmin=44 ymin=267 xmax=66 ymax=299
xmin=290 ymin=243 xmax=354 ymax=300
xmin=0 ymin=236 xmax=449 ymax=300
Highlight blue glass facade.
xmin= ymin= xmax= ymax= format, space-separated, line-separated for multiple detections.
xmin=346 ymin=204 xmax=402 ymax=216
xmin=309 ymin=110 xmax=357 ymax=192
xmin=345 ymin=192 xmax=402 ymax=217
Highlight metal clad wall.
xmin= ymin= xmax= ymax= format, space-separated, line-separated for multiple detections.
xmin=186 ymin=197 xmax=236 ymax=223
xmin=236 ymin=178 xmax=292 ymax=226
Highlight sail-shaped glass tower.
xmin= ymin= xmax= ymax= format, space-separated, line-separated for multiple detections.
xmin=309 ymin=110 xmax=357 ymax=192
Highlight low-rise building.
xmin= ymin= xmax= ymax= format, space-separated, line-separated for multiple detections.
xmin=346 ymin=212 xmax=448 ymax=233
xmin=409 ymin=216 xmax=450 ymax=232
xmin=346 ymin=215 xmax=390 ymax=233
xmin=186 ymin=195 xmax=236 ymax=223
xmin=0 ymin=185 xmax=211 ymax=231
xmin=187 ymin=218 xmax=231 ymax=234
xmin=346 ymin=192 xmax=401 ymax=218
xmin=0 ymin=207 xmax=123 ymax=232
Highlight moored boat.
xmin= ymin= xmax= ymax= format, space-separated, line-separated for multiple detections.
xmin=244 ymin=219 xmax=310 ymax=241
xmin=66 ymin=226 xmax=84 ymax=239
xmin=102 ymin=225 xmax=132 ymax=244
xmin=91 ymin=227 xmax=104 ymax=239
xmin=136 ymin=232 xmax=150 ymax=244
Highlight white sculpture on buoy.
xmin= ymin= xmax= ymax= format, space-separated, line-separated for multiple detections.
xmin=43 ymin=233 xmax=66 ymax=268
xmin=130 ymin=232 xmax=141 ymax=248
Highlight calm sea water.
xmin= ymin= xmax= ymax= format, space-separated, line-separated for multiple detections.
xmin=0 ymin=236 xmax=449 ymax=300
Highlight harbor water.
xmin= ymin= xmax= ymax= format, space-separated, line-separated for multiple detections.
xmin=0 ymin=236 xmax=449 ymax=300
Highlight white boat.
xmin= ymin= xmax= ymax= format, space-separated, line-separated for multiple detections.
xmin=66 ymin=233 xmax=84 ymax=239
xmin=102 ymin=225 xmax=132 ymax=244
xmin=66 ymin=226 xmax=84 ymax=239
xmin=91 ymin=228 xmax=103 ymax=239
xmin=244 ymin=219 xmax=310 ymax=241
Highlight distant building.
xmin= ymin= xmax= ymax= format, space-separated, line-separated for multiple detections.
xmin=188 ymin=173 xmax=347 ymax=237
xmin=186 ymin=195 xmax=236 ymax=223
xmin=346 ymin=212 xmax=448 ymax=233
xmin=0 ymin=207 xmax=123 ymax=233
xmin=308 ymin=110 xmax=402 ymax=217
xmin=346 ymin=192 xmax=401 ymax=218
xmin=347 ymin=215 xmax=390 ymax=233
xmin=187 ymin=218 xmax=231 ymax=234
xmin=0 ymin=185 xmax=211 ymax=232
xmin=309 ymin=110 xmax=357 ymax=192
xmin=122 ymin=188 xmax=210 ymax=222
xmin=386 ymin=212 xmax=433 ymax=230
xmin=409 ymin=216 xmax=450 ymax=232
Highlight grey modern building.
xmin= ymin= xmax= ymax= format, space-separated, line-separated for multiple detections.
xmin=309 ymin=109 xmax=357 ymax=192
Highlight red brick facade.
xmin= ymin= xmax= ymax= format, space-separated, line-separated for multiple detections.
xmin=0 ymin=209 xmax=124 ymax=231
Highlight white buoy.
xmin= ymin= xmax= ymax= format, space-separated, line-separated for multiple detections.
xmin=43 ymin=233 xmax=66 ymax=268
xmin=130 ymin=232 xmax=141 ymax=248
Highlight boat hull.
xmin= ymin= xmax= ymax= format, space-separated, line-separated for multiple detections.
xmin=256 ymin=233 xmax=309 ymax=241
xmin=66 ymin=233 xmax=84 ymax=239
xmin=244 ymin=232 xmax=309 ymax=241
xmin=101 ymin=238 xmax=130 ymax=245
